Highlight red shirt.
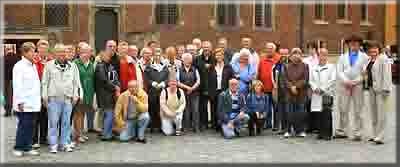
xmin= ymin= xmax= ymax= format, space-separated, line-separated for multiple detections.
xmin=33 ymin=55 xmax=45 ymax=80
xmin=119 ymin=56 xmax=137 ymax=91
xmin=258 ymin=53 xmax=281 ymax=93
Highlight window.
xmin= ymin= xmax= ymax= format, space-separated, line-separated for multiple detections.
xmin=255 ymin=0 xmax=273 ymax=28
xmin=45 ymin=4 xmax=70 ymax=27
xmin=216 ymin=1 xmax=239 ymax=27
xmin=337 ymin=0 xmax=348 ymax=20
xmin=361 ymin=0 xmax=368 ymax=21
xmin=155 ymin=1 xmax=179 ymax=25
xmin=314 ymin=3 xmax=324 ymax=20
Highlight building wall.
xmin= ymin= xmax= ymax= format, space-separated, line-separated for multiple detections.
xmin=4 ymin=2 xmax=386 ymax=54
xmin=385 ymin=3 xmax=397 ymax=46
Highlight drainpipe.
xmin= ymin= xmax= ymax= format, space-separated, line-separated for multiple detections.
xmin=299 ymin=1 xmax=304 ymax=49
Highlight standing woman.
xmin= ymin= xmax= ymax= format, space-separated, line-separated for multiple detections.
xmin=309 ymin=48 xmax=336 ymax=140
xmin=231 ymin=48 xmax=257 ymax=96
xmin=209 ymin=48 xmax=234 ymax=130
xmin=364 ymin=41 xmax=392 ymax=145
xmin=144 ymin=49 xmax=169 ymax=133
xmin=165 ymin=46 xmax=182 ymax=79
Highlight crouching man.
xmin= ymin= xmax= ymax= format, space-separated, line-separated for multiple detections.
xmin=113 ymin=80 xmax=150 ymax=144
xmin=218 ymin=78 xmax=250 ymax=139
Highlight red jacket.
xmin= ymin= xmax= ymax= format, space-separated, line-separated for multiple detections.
xmin=33 ymin=55 xmax=45 ymax=80
xmin=258 ymin=54 xmax=281 ymax=93
xmin=119 ymin=57 xmax=137 ymax=91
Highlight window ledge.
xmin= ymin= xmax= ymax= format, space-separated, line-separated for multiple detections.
xmin=313 ymin=20 xmax=329 ymax=25
xmin=336 ymin=19 xmax=352 ymax=25
xmin=360 ymin=21 xmax=373 ymax=27
xmin=254 ymin=27 xmax=273 ymax=32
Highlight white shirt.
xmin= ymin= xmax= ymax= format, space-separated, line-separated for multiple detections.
xmin=12 ymin=57 xmax=41 ymax=112
xmin=309 ymin=63 xmax=336 ymax=112
xmin=215 ymin=64 xmax=224 ymax=90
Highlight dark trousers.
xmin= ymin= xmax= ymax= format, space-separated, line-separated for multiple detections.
xmin=287 ymin=102 xmax=306 ymax=134
xmin=264 ymin=93 xmax=273 ymax=128
xmin=318 ymin=107 xmax=333 ymax=138
xmin=32 ymin=106 xmax=48 ymax=145
xmin=14 ymin=112 xmax=34 ymax=151
xmin=4 ymin=80 xmax=12 ymax=115
xmin=148 ymin=95 xmax=161 ymax=131
xmin=248 ymin=112 xmax=264 ymax=136
xmin=199 ymin=94 xmax=211 ymax=129
xmin=210 ymin=90 xmax=223 ymax=130
xmin=305 ymin=98 xmax=317 ymax=132
xmin=275 ymin=102 xmax=288 ymax=131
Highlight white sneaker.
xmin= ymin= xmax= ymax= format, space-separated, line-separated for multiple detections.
xmin=298 ymin=132 xmax=307 ymax=137
xmin=13 ymin=150 xmax=23 ymax=157
xmin=24 ymin=150 xmax=40 ymax=156
xmin=49 ymin=145 xmax=58 ymax=154
xmin=70 ymin=142 xmax=76 ymax=149
xmin=79 ymin=137 xmax=86 ymax=143
xmin=64 ymin=145 xmax=73 ymax=152
xmin=82 ymin=135 xmax=89 ymax=140
xmin=32 ymin=143 xmax=40 ymax=149
xmin=284 ymin=132 xmax=291 ymax=138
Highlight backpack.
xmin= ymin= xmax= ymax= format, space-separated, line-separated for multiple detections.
xmin=164 ymin=88 xmax=182 ymax=100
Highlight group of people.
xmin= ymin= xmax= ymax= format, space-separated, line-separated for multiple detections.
xmin=3 ymin=33 xmax=392 ymax=157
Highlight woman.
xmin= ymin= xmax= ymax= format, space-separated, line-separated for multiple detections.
xmin=309 ymin=48 xmax=336 ymax=140
xmin=284 ymin=48 xmax=309 ymax=138
xmin=209 ymin=48 xmax=234 ymax=130
xmin=160 ymin=79 xmax=186 ymax=136
xmin=144 ymin=50 xmax=169 ymax=133
xmin=364 ymin=41 xmax=392 ymax=145
xmin=165 ymin=46 xmax=182 ymax=79
xmin=119 ymin=41 xmax=137 ymax=91
xmin=231 ymin=48 xmax=257 ymax=95
xmin=246 ymin=80 xmax=267 ymax=136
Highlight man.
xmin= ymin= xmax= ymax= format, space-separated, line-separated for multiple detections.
xmin=114 ymin=80 xmax=150 ymax=143
xmin=194 ymin=41 xmax=216 ymax=130
xmin=217 ymin=78 xmax=250 ymax=139
xmin=95 ymin=49 xmax=121 ymax=141
xmin=32 ymin=39 xmax=50 ymax=149
xmin=128 ymin=45 xmax=139 ymax=63
xmin=12 ymin=42 xmax=41 ymax=157
xmin=335 ymin=34 xmax=369 ymax=141
xmin=186 ymin=44 xmax=198 ymax=58
xmin=177 ymin=53 xmax=201 ymax=133
xmin=257 ymin=42 xmax=281 ymax=130
xmin=42 ymin=44 xmax=81 ymax=153
xmin=105 ymin=40 xmax=120 ymax=76
xmin=272 ymin=48 xmax=290 ymax=135
xmin=217 ymin=37 xmax=235 ymax=65
xmin=137 ymin=47 xmax=153 ymax=92
xmin=192 ymin=38 xmax=203 ymax=55
xmin=118 ymin=40 xmax=137 ymax=91
xmin=73 ymin=44 xmax=96 ymax=147
xmin=231 ymin=37 xmax=259 ymax=75
xmin=4 ymin=44 xmax=21 ymax=117
xmin=176 ymin=44 xmax=186 ymax=60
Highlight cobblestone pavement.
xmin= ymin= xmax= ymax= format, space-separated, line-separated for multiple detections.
xmin=1 ymin=87 xmax=397 ymax=163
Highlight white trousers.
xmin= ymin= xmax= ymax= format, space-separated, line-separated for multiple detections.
xmin=367 ymin=90 xmax=388 ymax=141
xmin=161 ymin=111 xmax=183 ymax=135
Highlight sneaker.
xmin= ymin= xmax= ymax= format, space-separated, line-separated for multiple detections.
xmin=352 ymin=136 xmax=362 ymax=142
xmin=79 ymin=137 xmax=86 ymax=143
xmin=136 ymin=138 xmax=147 ymax=144
xmin=70 ymin=142 xmax=76 ymax=149
xmin=13 ymin=150 xmax=23 ymax=157
xmin=49 ymin=145 xmax=58 ymax=154
xmin=283 ymin=132 xmax=291 ymax=138
xmin=82 ymin=135 xmax=89 ymax=140
xmin=298 ymin=132 xmax=307 ymax=137
xmin=63 ymin=145 xmax=73 ymax=152
xmin=32 ymin=143 xmax=40 ymax=149
xmin=24 ymin=150 xmax=40 ymax=156
xmin=175 ymin=131 xmax=182 ymax=136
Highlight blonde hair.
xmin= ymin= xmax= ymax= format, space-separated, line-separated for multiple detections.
xmin=20 ymin=42 xmax=36 ymax=53
xmin=213 ymin=48 xmax=225 ymax=56
xmin=53 ymin=43 xmax=65 ymax=52
xmin=251 ymin=80 xmax=264 ymax=92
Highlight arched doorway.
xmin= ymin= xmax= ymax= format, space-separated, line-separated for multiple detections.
xmin=95 ymin=8 xmax=118 ymax=54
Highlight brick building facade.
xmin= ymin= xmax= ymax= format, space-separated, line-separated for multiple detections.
xmin=2 ymin=1 xmax=386 ymax=55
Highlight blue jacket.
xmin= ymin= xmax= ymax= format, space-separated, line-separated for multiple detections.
xmin=231 ymin=62 xmax=256 ymax=95
xmin=246 ymin=93 xmax=268 ymax=113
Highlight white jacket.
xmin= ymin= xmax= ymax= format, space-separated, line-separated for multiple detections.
xmin=12 ymin=57 xmax=41 ymax=112
xmin=365 ymin=54 xmax=392 ymax=93
xmin=309 ymin=63 xmax=336 ymax=112
xmin=336 ymin=50 xmax=369 ymax=93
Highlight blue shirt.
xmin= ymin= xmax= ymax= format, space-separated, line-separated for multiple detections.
xmin=246 ymin=94 xmax=267 ymax=113
xmin=349 ymin=51 xmax=359 ymax=67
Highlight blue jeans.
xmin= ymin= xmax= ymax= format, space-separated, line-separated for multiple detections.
xmin=14 ymin=112 xmax=35 ymax=151
xmin=102 ymin=108 xmax=114 ymax=139
xmin=287 ymin=102 xmax=306 ymax=134
xmin=47 ymin=99 xmax=73 ymax=147
xmin=221 ymin=113 xmax=250 ymax=139
xmin=264 ymin=93 xmax=273 ymax=128
xmin=119 ymin=112 xmax=150 ymax=141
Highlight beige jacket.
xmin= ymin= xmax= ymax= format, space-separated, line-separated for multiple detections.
xmin=366 ymin=54 xmax=392 ymax=93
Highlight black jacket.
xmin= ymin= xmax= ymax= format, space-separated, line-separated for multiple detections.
xmin=111 ymin=52 xmax=120 ymax=76
xmin=223 ymin=48 xmax=235 ymax=65
xmin=194 ymin=53 xmax=216 ymax=95
xmin=144 ymin=63 xmax=169 ymax=98
xmin=208 ymin=64 xmax=234 ymax=97
xmin=95 ymin=62 xmax=120 ymax=109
